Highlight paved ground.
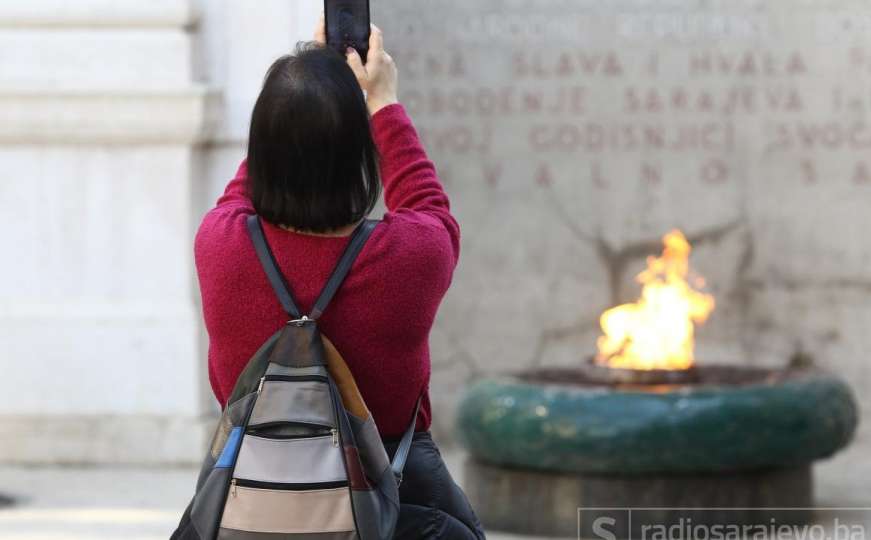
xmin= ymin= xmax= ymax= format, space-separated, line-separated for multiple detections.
xmin=0 ymin=448 xmax=561 ymax=540
xmin=0 ymin=444 xmax=868 ymax=540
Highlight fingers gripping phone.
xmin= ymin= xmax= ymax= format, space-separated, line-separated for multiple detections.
xmin=325 ymin=0 xmax=371 ymax=63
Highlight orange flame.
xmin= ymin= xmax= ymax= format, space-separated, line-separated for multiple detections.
xmin=595 ymin=230 xmax=715 ymax=371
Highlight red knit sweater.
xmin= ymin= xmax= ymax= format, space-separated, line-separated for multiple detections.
xmin=194 ymin=104 xmax=459 ymax=437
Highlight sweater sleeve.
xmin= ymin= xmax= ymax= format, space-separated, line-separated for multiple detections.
xmin=196 ymin=158 xmax=253 ymax=243
xmin=214 ymin=159 xmax=253 ymax=210
xmin=369 ymin=103 xmax=461 ymax=263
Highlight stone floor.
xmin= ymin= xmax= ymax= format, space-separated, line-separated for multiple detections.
xmin=0 ymin=448 xmax=559 ymax=540
xmin=0 ymin=444 xmax=868 ymax=540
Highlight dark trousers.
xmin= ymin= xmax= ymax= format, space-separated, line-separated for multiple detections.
xmin=383 ymin=431 xmax=487 ymax=540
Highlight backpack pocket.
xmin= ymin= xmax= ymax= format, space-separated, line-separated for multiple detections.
xmin=220 ymin=483 xmax=356 ymax=535
xmin=248 ymin=375 xmax=336 ymax=429
xmin=233 ymin=433 xmax=346 ymax=484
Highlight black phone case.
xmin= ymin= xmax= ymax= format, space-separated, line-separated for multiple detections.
xmin=324 ymin=0 xmax=371 ymax=63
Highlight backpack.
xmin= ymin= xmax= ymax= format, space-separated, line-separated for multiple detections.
xmin=171 ymin=214 xmax=421 ymax=540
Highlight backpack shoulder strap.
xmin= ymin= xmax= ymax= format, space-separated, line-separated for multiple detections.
xmin=246 ymin=214 xmax=302 ymax=318
xmin=309 ymin=219 xmax=378 ymax=320
xmin=390 ymin=392 xmax=423 ymax=486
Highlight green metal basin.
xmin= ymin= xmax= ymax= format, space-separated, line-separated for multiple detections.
xmin=456 ymin=368 xmax=858 ymax=474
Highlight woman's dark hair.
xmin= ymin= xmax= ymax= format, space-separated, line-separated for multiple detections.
xmin=247 ymin=42 xmax=380 ymax=232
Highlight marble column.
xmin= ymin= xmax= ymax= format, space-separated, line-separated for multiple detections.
xmin=0 ymin=0 xmax=218 ymax=464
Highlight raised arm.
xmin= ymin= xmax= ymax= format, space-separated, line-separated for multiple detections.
xmin=369 ymin=104 xmax=460 ymax=261
xmin=345 ymin=24 xmax=460 ymax=262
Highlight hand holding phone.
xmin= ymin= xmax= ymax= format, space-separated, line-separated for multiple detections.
xmin=313 ymin=11 xmax=397 ymax=115
xmin=344 ymin=24 xmax=398 ymax=115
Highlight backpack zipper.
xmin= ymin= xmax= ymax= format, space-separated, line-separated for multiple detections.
xmin=245 ymin=430 xmax=331 ymax=440
xmin=258 ymin=374 xmax=328 ymax=394
xmin=263 ymin=374 xmax=329 ymax=383
xmin=230 ymin=478 xmax=348 ymax=496
xmin=242 ymin=428 xmax=340 ymax=444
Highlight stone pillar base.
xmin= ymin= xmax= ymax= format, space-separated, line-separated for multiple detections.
xmin=464 ymin=458 xmax=813 ymax=538
xmin=0 ymin=415 xmax=215 ymax=465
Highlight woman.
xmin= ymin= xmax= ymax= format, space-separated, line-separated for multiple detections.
xmin=194 ymin=17 xmax=486 ymax=540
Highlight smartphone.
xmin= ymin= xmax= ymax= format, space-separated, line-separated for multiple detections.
xmin=324 ymin=0 xmax=371 ymax=63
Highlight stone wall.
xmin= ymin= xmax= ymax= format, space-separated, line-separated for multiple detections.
xmin=0 ymin=0 xmax=330 ymax=464
xmin=0 ymin=0 xmax=216 ymax=463
xmin=372 ymin=0 xmax=871 ymax=448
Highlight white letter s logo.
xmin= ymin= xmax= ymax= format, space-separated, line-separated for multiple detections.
xmin=592 ymin=516 xmax=617 ymax=540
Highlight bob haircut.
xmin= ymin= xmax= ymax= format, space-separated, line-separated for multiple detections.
xmin=246 ymin=42 xmax=380 ymax=232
